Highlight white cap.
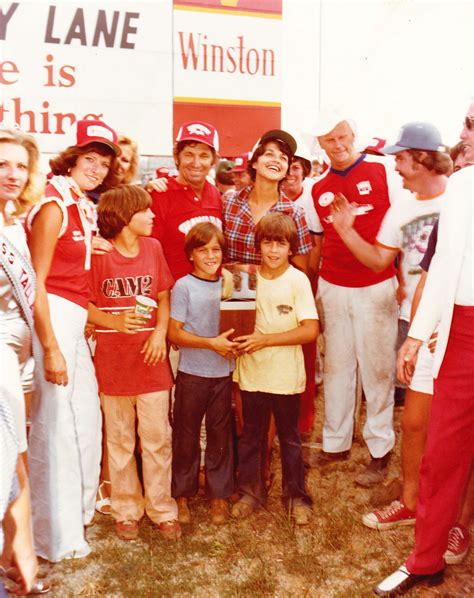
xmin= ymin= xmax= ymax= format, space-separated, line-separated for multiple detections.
xmin=313 ymin=109 xmax=356 ymax=138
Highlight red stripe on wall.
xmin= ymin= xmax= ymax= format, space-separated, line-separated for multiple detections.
xmin=174 ymin=1 xmax=282 ymax=16
xmin=173 ymin=102 xmax=281 ymax=156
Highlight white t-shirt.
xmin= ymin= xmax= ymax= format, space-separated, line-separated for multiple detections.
xmin=234 ymin=265 xmax=318 ymax=394
xmin=377 ymin=192 xmax=445 ymax=321
xmin=292 ymin=178 xmax=322 ymax=234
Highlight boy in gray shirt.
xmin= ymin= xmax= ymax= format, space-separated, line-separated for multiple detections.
xmin=168 ymin=223 xmax=238 ymax=526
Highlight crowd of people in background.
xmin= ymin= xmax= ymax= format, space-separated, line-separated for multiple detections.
xmin=0 ymin=98 xmax=473 ymax=597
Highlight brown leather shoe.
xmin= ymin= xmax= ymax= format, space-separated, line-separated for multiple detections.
xmin=291 ymin=504 xmax=312 ymax=526
xmin=355 ymin=453 xmax=391 ymax=487
xmin=317 ymin=449 xmax=350 ymax=466
xmin=231 ymin=496 xmax=258 ymax=520
xmin=176 ymin=497 xmax=191 ymax=524
xmin=210 ymin=498 xmax=230 ymax=525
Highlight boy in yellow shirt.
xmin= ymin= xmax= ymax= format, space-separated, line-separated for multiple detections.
xmin=232 ymin=213 xmax=318 ymax=524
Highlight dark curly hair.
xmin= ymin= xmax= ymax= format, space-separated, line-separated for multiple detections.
xmin=49 ymin=142 xmax=118 ymax=190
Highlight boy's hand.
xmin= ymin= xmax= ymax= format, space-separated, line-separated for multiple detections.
xmin=141 ymin=330 xmax=167 ymax=365
xmin=234 ymin=330 xmax=268 ymax=354
xmin=114 ymin=310 xmax=147 ymax=334
xmin=210 ymin=329 xmax=239 ymax=359
xmin=84 ymin=323 xmax=96 ymax=340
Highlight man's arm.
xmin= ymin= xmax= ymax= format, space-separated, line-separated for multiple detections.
xmin=410 ymin=270 xmax=427 ymax=323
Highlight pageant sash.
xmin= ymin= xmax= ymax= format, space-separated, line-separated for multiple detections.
xmin=0 ymin=231 xmax=36 ymax=334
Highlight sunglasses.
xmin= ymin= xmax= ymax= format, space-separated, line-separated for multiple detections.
xmin=464 ymin=116 xmax=474 ymax=130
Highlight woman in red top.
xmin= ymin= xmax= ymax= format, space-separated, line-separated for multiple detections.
xmin=26 ymin=120 xmax=119 ymax=562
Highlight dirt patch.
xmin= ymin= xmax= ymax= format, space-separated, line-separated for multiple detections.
xmin=37 ymin=395 xmax=473 ymax=597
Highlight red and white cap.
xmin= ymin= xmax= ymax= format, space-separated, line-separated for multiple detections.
xmin=363 ymin=137 xmax=387 ymax=156
xmin=231 ymin=153 xmax=250 ymax=172
xmin=175 ymin=121 xmax=219 ymax=152
xmin=75 ymin=119 xmax=120 ymax=155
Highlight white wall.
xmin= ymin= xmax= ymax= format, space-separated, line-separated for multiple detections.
xmin=283 ymin=0 xmax=473 ymax=152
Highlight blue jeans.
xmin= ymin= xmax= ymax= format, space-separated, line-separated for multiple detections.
xmin=238 ymin=391 xmax=312 ymax=507
xmin=172 ymin=372 xmax=234 ymax=498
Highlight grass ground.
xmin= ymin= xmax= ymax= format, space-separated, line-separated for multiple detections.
xmin=34 ymin=394 xmax=473 ymax=597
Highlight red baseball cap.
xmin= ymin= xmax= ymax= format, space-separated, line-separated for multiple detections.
xmin=76 ymin=119 xmax=120 ymax=155
xmin=363 ymin=137 xmax=387 ymax=156
xmin=155 ymin=167 xmax=170 ymax=177
xmin=231 ymin=153 xmax=250 ymax=172
xmin=175 ymin=121 xmax=219 ymax=152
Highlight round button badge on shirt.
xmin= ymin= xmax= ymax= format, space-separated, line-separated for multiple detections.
xmin=318 ymin=191 xmax=335 ymax=207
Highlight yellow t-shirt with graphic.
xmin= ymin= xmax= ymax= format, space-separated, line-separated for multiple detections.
xmin=234 ymin=265 xmax=318 ymax=395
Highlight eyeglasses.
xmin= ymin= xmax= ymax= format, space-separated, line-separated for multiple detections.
xmin=464 ymin=116 xmax=474 ymax=130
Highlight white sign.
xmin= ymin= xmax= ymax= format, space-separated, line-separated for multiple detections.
xmin=0 ymin=1 xmax=172 ymax=155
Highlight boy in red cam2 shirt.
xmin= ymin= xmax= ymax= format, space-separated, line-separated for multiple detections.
xmin=87 ymin=185 xmax=180 ymax=542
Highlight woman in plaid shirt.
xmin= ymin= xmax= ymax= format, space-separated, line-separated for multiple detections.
xmin=223 ymin=129 xmax=312 ymax=271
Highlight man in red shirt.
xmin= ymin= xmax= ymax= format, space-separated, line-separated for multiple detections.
xmin=150 ymin=121 xmax=223 ymax=281
xmin=311 ymin=113 xmax=409 ymax=486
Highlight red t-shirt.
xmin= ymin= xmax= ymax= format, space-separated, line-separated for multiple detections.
xmin=312 ymin=155 xmax=396 ymax=287
xmin=26 ymin=178 xmax=95 ymax=309
xmin=90 ymin=237 xmax=174 ymax=395
xmin=150 ymin=178 xmax=223 ymax=281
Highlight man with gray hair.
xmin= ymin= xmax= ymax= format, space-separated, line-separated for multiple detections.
xmin=311 ymin=114 xmax=409 ymax=486
xmin=331 ymin=122 xmax=452 ymax=533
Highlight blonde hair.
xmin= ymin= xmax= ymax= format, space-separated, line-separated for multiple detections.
xmin=0 ymin=128 xmax=43 ymax=216
xmin=117 ymin=134 xmax=139 ymax=184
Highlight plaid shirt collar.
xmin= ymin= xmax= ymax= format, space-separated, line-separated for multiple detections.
xmin=232 ymin=185 xmax=291 ymax=214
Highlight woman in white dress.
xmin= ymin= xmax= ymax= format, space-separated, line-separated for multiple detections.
xmin=0 ymin=127 xmax=50 ymax=593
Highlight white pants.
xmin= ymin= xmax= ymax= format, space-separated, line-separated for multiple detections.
xmin=317 ymin=277 xmax=398 ymax=457
xmin=29 ymin=294 xmax=102 ymax=562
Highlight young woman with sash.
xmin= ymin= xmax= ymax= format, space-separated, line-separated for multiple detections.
xmin=0 ymin=127 xmax=50 ymax=594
